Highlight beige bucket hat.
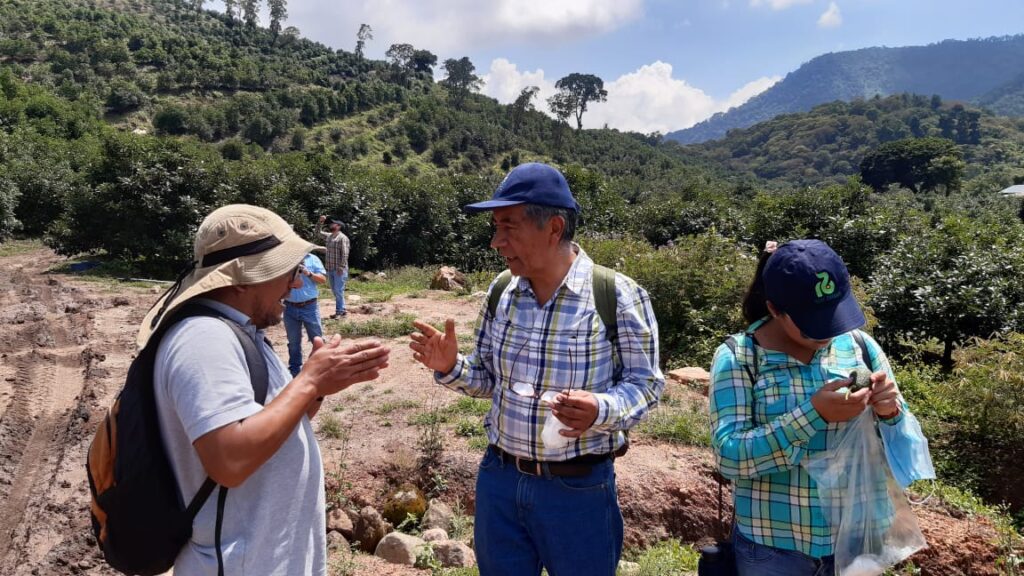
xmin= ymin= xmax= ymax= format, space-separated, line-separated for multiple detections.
xmin=137 ymin=204 xmax=318 ymax=349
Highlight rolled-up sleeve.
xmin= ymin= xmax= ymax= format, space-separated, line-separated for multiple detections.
xmin=592 ymin=278 xmax=665 ymax=432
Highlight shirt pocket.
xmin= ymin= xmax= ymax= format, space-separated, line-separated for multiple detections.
xmin=752 ymin=372 xmax=797 ymax=424
xmin=540 ymin=314 xmax=613 ymax=396
xmin=490 ymin=317 xmax=537 ymax=396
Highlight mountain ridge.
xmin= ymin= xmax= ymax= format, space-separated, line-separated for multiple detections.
xmin=667 ymin=35 xmax=1024 ymax=144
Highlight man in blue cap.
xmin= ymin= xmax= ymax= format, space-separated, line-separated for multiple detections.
xmin=409 ymin=163 xmax=665 ymax=576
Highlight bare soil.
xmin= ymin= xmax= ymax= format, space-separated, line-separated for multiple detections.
xmin=0 ymin=246 xmax=1007 ymax=575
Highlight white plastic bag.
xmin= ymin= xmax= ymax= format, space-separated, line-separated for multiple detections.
xmin=802 ymin=410 xmax=927 ymax=576
xmin=539 ymin=391 xmax=574 ymax=449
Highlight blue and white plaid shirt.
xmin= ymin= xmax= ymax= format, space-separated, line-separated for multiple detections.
xmin=436 ymin=246 xmax=665 ymax=461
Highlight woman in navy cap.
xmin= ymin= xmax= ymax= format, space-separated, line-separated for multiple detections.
xmin=708 ymin=239 xmax=916 ymax=576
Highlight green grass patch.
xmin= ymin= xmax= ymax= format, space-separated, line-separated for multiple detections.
xmin=638 ymin=401 xmax=711 ymax=447
xmin=343 ymin=266 xmax=434 ymax=301
xmin=454 ymin=418 xmax=485 ymax=438
xmin=409 ymin=397 xmax=491 ymax=426
xmin=373 ymin=399 xmax=421 ymax=415
xmin=318 ymin=413 xmax=346 ymax=440
xmin=449 ymin=397 xmax=492 ymax=417
xmin=623 ymin=539 xmax=700 ymax=575
xmin=324 ymin=312 xmax=417 ymax=338
xmin=466 ymin=436 xmax=490 ymax=452
xmin=0 ymin=238 xmax=45 ymax=257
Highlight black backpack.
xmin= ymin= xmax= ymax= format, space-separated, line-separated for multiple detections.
xmin=87 ymin=303 xmax=269 ymax=576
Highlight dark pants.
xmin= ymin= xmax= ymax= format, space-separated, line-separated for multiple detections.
xmin=733 ymin=528 xmax=835 ymax=576
xmin=474 ymin=447 xmax=624 ymax=576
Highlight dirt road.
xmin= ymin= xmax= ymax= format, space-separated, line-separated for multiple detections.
xmin=0 ymin=246 xmax=149 ymax=575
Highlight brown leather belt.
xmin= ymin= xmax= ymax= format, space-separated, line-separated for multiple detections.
xmin=490 ymin=445 xmax=620 ymax=478
xmin=285 ymin=298 xmax=317 ymax=308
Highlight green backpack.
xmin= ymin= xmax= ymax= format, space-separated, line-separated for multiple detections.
xmin=486 ymin=264 xmax=619 ymax=344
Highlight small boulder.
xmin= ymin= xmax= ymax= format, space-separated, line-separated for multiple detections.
xmin=618 ymin=560 xmax=641 ymax=575
xmin=382 ymin=483 xmax=427 ymax=526
xmin=433 ymin=540 xmax=476 ymax=568
xmin=327 ymin=531 xmax=349 ymax=552
xmin=667 ymin=367 xmax=711 ymax=395
xmin=430 ymin=267 xmax=467 ymax=292
xmin=422 ymin=528 xmax=449 ymax=543
xmin=421 ymin=499 xmax=455 ymax=531
xmin=327 ymin=508 xmax=354 ymax=538
xmin=353 ymin=506 xmax=391 ymax=553
xmin=347 ymin=294 xmax=363 ymax=304
xmin=374 ymin=532 xmax=426 ymax=566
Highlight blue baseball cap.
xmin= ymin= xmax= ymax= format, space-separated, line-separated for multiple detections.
xmin=463 ymin=163 xmax=581 ymax=214
xmin=763 ymin=240 xmax=865 ymax=340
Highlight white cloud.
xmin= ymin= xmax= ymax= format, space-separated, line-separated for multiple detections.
xmin=482 ymin=59 xmax=780 ymax=134
xmin=245 ymin=0 xmax=643 ymax=57
xmin=480 ymin=58 xmax=557 ymax=105
xmin=817 ymin=2 xmax=843 ymax=28
xmin=749 ymin=0 xmax=813 ymax=10
xmin=720 ymin=76 xmax=781 ymax=111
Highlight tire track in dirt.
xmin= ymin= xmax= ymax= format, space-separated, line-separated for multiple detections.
xmin=0 ymin=352 xmax=58 ymax=562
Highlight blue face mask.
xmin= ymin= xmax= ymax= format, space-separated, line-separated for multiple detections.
xmin=879 ymin=410 xmax=936 ymax=489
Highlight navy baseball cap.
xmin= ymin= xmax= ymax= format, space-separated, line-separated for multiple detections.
xmin=763 ymin=240 xmax=865 ymax=340
xmin=464 ymin=163 xmax=581 ymax=214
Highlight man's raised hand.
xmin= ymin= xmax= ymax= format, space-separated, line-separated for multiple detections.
xmin=410 ymin=319 xmax=458 ymax=374
xmin=301 ymin=335 xmax=390 ymax=397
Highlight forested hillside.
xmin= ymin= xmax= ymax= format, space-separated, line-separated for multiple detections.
xmin=666 ymin=35 xmax=1024 ymax=144
xmin=680 ymin=94 xmax=1024 ymax=190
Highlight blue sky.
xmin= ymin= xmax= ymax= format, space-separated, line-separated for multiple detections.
xmin=209 ymin=0 xmax=1024 ymax=133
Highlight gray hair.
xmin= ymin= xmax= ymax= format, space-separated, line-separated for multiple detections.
xmin=524 ymin=204 xmax=577 ymax=245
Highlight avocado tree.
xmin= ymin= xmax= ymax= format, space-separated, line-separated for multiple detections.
xmin=859 ymin=137 xmax=964 ymax=193
xmin=869 ymin=216 xmax=1024 ymax=370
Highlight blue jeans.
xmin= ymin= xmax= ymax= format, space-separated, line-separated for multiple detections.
xmin=734 ymin=528 xmax=835 ymax=576
xmin=329 ymin=270 xmax=348 ymax=315
xmin=474 ymin=447 xmax=623 ymax=576
xmin=283 ymin=302 xmax=323 ymax=377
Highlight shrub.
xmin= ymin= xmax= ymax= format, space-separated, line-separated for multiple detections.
xmin=585 ymin=233 xmax=755 ymax=366
xmin=870 ymin=216 xmax=1024 ymax=369
xmin=0 ymin=172 xmax=20 ymax=239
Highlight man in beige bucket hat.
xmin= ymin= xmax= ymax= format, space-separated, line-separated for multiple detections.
xmin=143 ymin=204 xmax=390 ymax=575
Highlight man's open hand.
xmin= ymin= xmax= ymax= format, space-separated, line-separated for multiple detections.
xmin=409 ymin=319 xmax=458 ymax=374
xmin=301 ymin=335 xmax=390 ymax=397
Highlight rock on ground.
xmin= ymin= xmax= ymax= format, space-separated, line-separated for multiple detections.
xmin=432 ymin=540 xmax=476 ymax=568
xmin=430 ymin=267 xmax=467 ymax=292
xmin=353 ymin=506 xmax=392 ymax=553
xmin=422 ymin=528 xmax=449 ymax=543
xmin=328 ymin=507 xmax=354 ymax=538
xmin=421 ymin=498 xmax=455 ymax=531
xmin=327 ymin=531 xmax=349 ymax=552
xmin=374 ymin=532 xmax=427 ymax=566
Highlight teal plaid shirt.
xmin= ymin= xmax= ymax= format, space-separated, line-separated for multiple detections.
xmin=709 ymin=319 xmax=906 ymax=558
xmin=437 ymin=247 xmax=664 ymax=461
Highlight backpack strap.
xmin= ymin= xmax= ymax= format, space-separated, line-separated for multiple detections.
xmin=169 ymin=303 xmax=271 ymax=576
xmin=851 ymin=330 xmax=875 ymax=372
xmin=725 ymin=333 xmax=759 ymax=385
xmin=487 ymin=270 xmax=514 ymax=320
xmin=592 ymin=264 xmax=618 ymax=344
xmin=218 ymin=317 xmax=270 ymax=405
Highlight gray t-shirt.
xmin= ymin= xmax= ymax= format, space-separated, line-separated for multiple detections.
xmin=154 ymin=299 xmax=326 ymax=576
